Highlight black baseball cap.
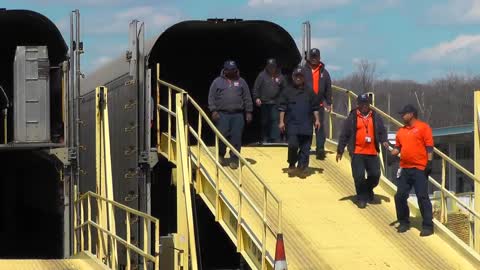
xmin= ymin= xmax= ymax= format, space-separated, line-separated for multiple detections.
xmin=357 ymin=93 xmax=370 ymax=104
xmin=292 ymin=66 xmax=304 ymax=76
xmin=224 ymin=60 xmax=237 ymax=70
xmin=398 ymin=104 xmax=418 ymax=115
xmin=266 ymin=58 xmax=277 ymax=67
xmin=310 ymin=48 xmax=321 ymax=58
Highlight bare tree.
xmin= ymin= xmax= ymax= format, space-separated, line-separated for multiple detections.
xmin=354 ymin=59 xmax=377 ymax=93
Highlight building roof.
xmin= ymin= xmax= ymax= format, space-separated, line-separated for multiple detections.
xmin=431 ymin=124 xmax=473 ymax=137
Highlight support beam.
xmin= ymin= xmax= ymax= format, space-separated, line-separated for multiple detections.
xmin=474 ymin=89 xmax=480 ymax=252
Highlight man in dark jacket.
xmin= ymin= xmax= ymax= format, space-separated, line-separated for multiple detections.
xmin=278 ymin=67 xmax=321 ymax=178
xmin=303 ymin=48 xmax=332 ymax=160
xmin=336 ymin=94 xmax=389 ymax=208
xmin=208 ymin=60 xmax=253 ymax=169
xmin=252 ymin=58 xmax=285 ymax=143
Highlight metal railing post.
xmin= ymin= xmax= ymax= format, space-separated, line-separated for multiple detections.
xmin=156 ymin=64 xmax=161 ymax=153
xmin=474 ymin=89 xmax=480 ymax=252
xmin=441 ymin=159 xmax=448 ymax=223
xmin=87 ymin=195 xmax=92 ymax=252
xmin=126 ymin=213 xmax=131 ymax=270
xmin=168 ymin=87 xmax=172 ymax=160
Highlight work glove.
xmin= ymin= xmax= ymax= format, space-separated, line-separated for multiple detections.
xmin=425 ymin=160 xmax=432 ymax=178
xmin=211 ymin=111 xmax=220 ymax=121
xmin=246 ymin=112 xmax=253 ymax=124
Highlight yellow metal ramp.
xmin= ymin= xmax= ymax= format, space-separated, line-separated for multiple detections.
xmin=155 ymin=77 xmax=480 ymax=270
xmin=0 ymin=252 xmax=109 ymax=270
xmin=190 ymin=145 xmax=479 ymax=269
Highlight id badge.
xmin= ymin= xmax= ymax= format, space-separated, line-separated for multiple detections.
xmin=365 ymin=136 xmax=372 ymax=143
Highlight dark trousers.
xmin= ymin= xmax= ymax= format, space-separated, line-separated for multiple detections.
xmin=287 ymin=134 xmax=312 ymax=168
xmin=260 ymin=104 xmax=280 ymax=142
xmin=315 ymin=109 xmax=326 ymax=152
xmin=394 ymin=168 xmax=433 ymax=229
xmin=216 ymin=112 xmax=244 ymax=162
xmin=351 ymin=154 xmax=381 ymax=202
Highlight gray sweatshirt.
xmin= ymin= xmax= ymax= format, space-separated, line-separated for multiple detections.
xmin=252 ymin=70 xmax=285 ymax=104
xmin=208 ymin=70 xmax=253 ymax=113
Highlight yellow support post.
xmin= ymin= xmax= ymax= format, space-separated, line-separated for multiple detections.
xmin=156 ymin=63 xmax=161 ymax=153
xmin=95 ymin=86 xmax=117 ymax=268
xmin=474 ymin=89 xmax=480 ymax=252
xmin=175 ymin=93 xmax=198 ymax=270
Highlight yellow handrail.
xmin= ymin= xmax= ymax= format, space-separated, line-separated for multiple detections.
xmin=74 ymin=191 xmax=160 ymax=270
xmin=329 ymin=84 xmax=480 ymax=248
xmin=156 ymin=76 xmax=282 ymax=269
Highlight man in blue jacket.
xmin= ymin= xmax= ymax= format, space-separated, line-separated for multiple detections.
xmin=303 ymin=48 xmax=332 ymax=160
xmin=278 ymin=67 xmax=321 ymax=178
xmin=208 ymin=60 xmax=253 ymax=169
xmin=252 ymin=58 xmax=285 ymax=143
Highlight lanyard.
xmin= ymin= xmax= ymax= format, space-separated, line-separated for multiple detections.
xmin=360 ymin=112 xmax=372 ymax=135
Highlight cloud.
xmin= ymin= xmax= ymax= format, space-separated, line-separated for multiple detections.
xmin=328 ymin=65 xmax=342 ymax=71
xmin=92 ymin=56 xmax=113 ymax=69
xmin=411 ymin=35 xmax=480 ymax=62
xmin=247 ymin=0 xmax=351 ymax=15
xmin=87 ymin=6 xmax=183 ymax=34
xmin=363 ymin=0 xmax=401 ymax=12
xmin=428 ymin=0 xmax=480 ymax=24
xmin=34 ymin=0 xmax=133 ymax=6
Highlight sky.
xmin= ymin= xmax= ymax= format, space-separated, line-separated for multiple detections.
xmin=3 ymin=0 xmax=480 ymax=82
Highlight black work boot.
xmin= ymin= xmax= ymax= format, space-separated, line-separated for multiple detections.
xmin=297 ymin=166 xmax=309 ymax=179
xmin=229 ymin=160 xmax=239 ymax=170
xmin=219 ymin=157 xmax=229 ymax=166
xmin=357 ymin=200 xmax=367 ymax=209
xmin=316 ymin=150 xmax=326 ymax=160
xmin=287 ymin=164 xmax=297 ymax=177
xmin=397 ymin=223 xmax=410 ymax=233
xmin=420 ymin=227 xmax=434 ymax=237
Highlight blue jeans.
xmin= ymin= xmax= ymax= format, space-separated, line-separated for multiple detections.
xmin=315 ymin=109 xmax=326 ymax=152
xmin=260 ymin=104 xmax=280 ymax=142
xmin=394 ymin=168 xmax=433 ymax=229
xmin=215 ymin=112 xmax=244 ymax=162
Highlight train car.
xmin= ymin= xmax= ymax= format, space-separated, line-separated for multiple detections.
xmin=81 ymin=18 xmax=300 ymax=269
xmin=0 ymin=9 xmax=71 ymax=259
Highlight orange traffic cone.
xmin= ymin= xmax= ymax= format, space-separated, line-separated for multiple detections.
xmin=274 ymin=233 xmax=287 ymax=270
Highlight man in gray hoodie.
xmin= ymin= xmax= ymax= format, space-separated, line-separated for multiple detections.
xmin=252 ymin=58 xmax=285 ymax=143
xmin=208 ymin=60 xmax=253 ymax=169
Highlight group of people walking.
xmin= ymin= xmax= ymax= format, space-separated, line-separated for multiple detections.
xmin=208 ymin=48 xmax=435 ymax=237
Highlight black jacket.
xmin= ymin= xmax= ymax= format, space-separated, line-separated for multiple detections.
xmin=252 ymin=70 xmax=285 ymax=104
xmin=302 ymin=62 xmax=332 ymax=105
xmin=278 ymin=84 xmax=320 ymax=135
xmin=208 ymin=69 xmax=253 ymax=113
xmin=337 ymin=109 xmax=388 ymax=155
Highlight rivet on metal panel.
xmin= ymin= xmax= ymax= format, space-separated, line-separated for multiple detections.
xmin=125 ymin=192 xmax=138 ymax=202
xmin=124 ymin=123 xmax=137 ymax=133
xmin=130 ymin=216 xmax=139 ymax=225
xmin=124 ymin=168 xmax=138 ymax=179
xmin=124 ymin=100 xmax=137 ymax=110
xmin=77 ymin=119 xmax=86 ymax=126
xmin=125 ymin=80 xmax=136 ymax=86
xmin=79 ymin=169 xmax=87 ymax=175
xmin=78 ymin=145 xmax=87 ymax=151
xmin=124 ymin=146 xmax=137 ymax=156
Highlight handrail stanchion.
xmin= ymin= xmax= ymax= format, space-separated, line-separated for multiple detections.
xmin=126 ymin=213 xmax=131 ymax=270
xmin=328 ymin=105 xmax=333 ymax=140
xmin=87 ymin=194 xmax=92 ymax=252
xmin=168 ymin=87 xmax=172 ymax=160
xmin=237 ymin=161 xmax=243 ymax=252
xmin=474 ymin=89 xmax=480 ymax=252
xmin=196 ymin=114 xmax=203 ymax=193
xmin=156 ymin=64 xmax=161 ymax=153
xmin=80 ymin=199 xmax=85 ymax=251
xmin=441 ymin=159 xmax=448 ymax=223
xmin=261 ymin=187 xmax=267 ymax=270
xmin=215 ymin=135 xmax=220 ymax=221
